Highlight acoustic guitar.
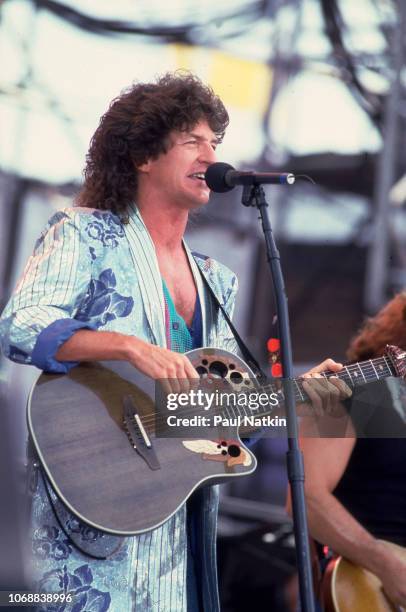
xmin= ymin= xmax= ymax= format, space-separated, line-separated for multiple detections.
xmin=324 ymin=540 xmax=406 ymax=612
xmin=27 ymin=345 xmax=406 ymax=536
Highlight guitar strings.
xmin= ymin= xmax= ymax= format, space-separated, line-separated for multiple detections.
xmin=136 ymin=356 xmax=395 ymax=430
xmin=131 ymin=356 xmax=395 ymax=432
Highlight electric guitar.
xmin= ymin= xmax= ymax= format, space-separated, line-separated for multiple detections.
xmin=324 ymin=540 xmax=406 ymax=612
xmin=28 ymin=345 xmax=406 ymax=536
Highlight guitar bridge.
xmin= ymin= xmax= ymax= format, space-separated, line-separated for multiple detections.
xmin=122 ymin=396 xmax=160 ymax=471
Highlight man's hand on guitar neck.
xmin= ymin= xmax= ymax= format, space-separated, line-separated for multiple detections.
xmin=55 ymin=329 xmax=200 ymax=393
xmin=300 ymin=358 xmax=352 ymax=417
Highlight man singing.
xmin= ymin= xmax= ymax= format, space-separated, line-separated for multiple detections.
xmin=0 ymin=72 xmax=346 ymax=611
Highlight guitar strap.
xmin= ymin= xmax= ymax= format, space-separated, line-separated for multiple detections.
xmin=196 ymin=263 xmax=268 ymax=382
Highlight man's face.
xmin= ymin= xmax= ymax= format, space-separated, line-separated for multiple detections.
xmin=138 ymin=119 xmax=219 ymax=209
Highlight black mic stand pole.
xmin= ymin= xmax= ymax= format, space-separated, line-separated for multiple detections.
xmin=241 ymin=183 xmax=315 ymax=612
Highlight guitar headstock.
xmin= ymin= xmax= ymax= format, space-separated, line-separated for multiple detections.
xmin=385 ymin=345 xmax=406 ymax=379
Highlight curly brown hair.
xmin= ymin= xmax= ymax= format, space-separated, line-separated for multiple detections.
xmin=346 ymin=293 xmax=406 ymax=362
xmin=76 ymin=72 xmax=229 ymax=218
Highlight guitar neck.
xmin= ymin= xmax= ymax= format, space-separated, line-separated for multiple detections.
xmin=290 ymin=355 xmax=397 ymax=405
xmin=221 ymin=355 xmax=397 ymax=423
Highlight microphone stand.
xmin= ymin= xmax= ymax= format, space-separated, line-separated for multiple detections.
xmin=241 ymin=183 xmax=315 ymax=612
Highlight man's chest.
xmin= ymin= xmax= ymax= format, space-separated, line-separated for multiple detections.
xmin=158 ymin=257 xmax=197 ymax=327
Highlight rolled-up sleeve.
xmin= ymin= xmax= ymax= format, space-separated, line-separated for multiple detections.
xmin=0 ymin=209 xmax=95 ymax=372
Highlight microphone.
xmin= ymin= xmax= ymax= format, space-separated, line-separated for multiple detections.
xmin=205 ymin=162 xmax=295 ymax=193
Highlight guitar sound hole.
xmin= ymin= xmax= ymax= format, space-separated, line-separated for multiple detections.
xmin=209 ymin=361 xmax=228 ymax=378
xmin=230 ymin=371 xmax=243 ymax=384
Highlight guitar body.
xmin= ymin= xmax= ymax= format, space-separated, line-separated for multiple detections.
xmin=325 ymin=541 xmax=406 ymax=612
xmin=28 ymin=348 xmax=258 ymax=535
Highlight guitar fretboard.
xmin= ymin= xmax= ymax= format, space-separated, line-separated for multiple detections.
xmin=218 ymin=355 xmax=396 ymax=423
xmin=291 ymin=355 xmax=396 ymax=404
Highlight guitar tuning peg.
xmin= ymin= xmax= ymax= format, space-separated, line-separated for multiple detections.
xmin=385 ymin=344 xmax=406 ymax=379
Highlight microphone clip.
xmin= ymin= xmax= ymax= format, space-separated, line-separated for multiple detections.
xmin=241 ymin=183 xmax=267 ymax=208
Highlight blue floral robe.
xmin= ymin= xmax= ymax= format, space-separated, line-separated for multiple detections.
xmin=0 ymin=205 xmax=239 ymax=611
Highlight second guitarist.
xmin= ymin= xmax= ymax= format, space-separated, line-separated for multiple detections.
xmin=287 ymin=293 xmax=406 ymax=610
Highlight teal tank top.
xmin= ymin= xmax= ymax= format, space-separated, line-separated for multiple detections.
xmin=162 ymin=281 xmax=202 ymax=352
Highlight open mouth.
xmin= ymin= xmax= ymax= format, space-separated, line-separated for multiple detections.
xmin=188 ymin=172 xmax=207 ymax=182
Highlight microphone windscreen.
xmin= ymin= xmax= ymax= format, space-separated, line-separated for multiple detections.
xmin=205 ymin=162 xmax=235 ymax=193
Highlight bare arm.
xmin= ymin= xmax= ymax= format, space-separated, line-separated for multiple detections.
xmin=55 ymin=329 xmax=199 ymax=391
xmin=286 ymin=422 xmax=406 ymax=606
